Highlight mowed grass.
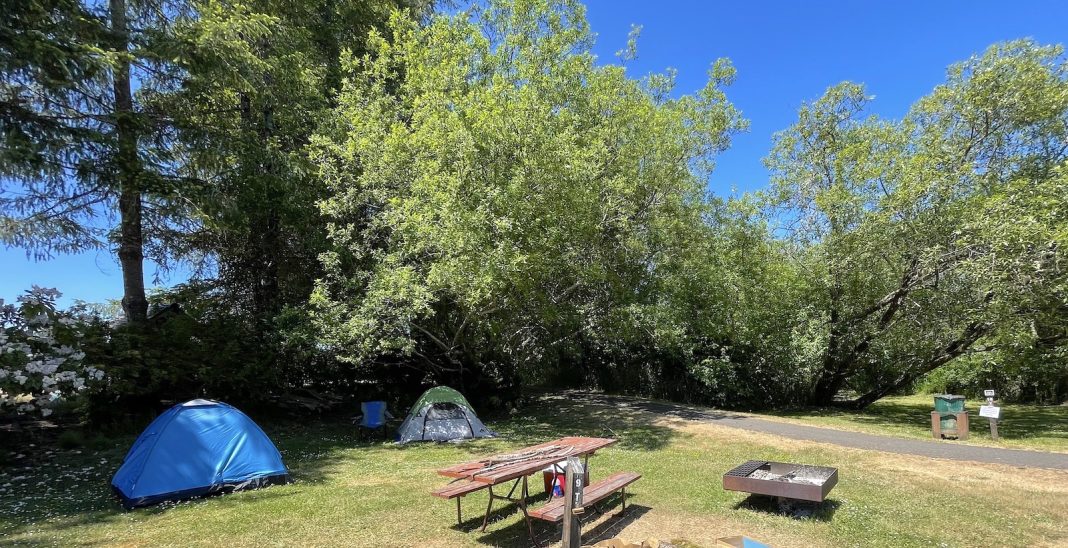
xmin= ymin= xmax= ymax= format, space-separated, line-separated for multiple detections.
xmin=758 ymin=394 xmax=1068 ymax=453
xmin=2 ymin=395 xmax=1067 ymax=547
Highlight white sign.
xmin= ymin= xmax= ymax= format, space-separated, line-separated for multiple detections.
xmin=983 ymin=389 xmax=996 ymax=397
xmin=979 ymin=405 xmax=1001 ymax=419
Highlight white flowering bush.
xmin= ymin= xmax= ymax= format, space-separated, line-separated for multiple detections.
xmin=0 ymin=286 xmax=103 ymax=417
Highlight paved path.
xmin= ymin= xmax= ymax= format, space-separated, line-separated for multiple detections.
xmin=596 ymin=395 xmax=1068 ymax=470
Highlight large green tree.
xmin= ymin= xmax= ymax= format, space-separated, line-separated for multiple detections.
xmin=767 ymin=40 xmax=1068 ymax=407
xmin=310 ymin=0 xmax=746 ymax=389
xmin=1 ymin=0 xmax=189 ymax=326
xmin=1 ymin=0 xmax=108 ymax=254
xmin=149 ymin=0 xmax=433 ymax=327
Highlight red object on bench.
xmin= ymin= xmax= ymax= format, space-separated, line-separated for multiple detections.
xmin=541 ymin=461 xmax=590 ymax=497
xmin=528 ymin=471 xmax=641 ymax=522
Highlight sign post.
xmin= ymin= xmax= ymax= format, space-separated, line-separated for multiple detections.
xmin=561 ymin=456 xmax=585 ymax=548
xmin=979 ymin=389 xmax=1000 ymax=441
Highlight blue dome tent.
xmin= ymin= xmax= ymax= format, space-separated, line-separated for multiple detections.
xmin=111 ymin=399 xmax=290 ymax=509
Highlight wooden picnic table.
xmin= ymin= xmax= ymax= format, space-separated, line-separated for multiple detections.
xmin=438 ymin=436 xmax=616 ymax=483
xmin=434 ymin=436 xmax=616 ymax=544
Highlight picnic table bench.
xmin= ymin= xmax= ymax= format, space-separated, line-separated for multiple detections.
xmin=527 ymin=471 xmax=640 ymax=522
xmin=431 ymin=479 xmax=486 ymax=503
xmin=432 ymin=436 xmax=640 ymax=546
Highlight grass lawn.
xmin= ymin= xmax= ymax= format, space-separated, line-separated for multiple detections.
xmin=2 ymin=394 xmax=1067 ymax=547
xmin=757 ymin=394 xmax=1068 ymax=453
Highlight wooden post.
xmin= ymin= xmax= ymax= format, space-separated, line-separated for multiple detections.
xmin=930 ymin=411 xmax=942 ymax=439
xmin=955 ymin=411 xmax=969 ymax=441
xmin=985 ymin=395 xmax=1000 ymax=441
xmin=561 ymin=456 xmax=584 ymax=548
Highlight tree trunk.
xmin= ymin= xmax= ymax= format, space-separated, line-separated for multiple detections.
xmin=250 ymin=211 xmax=281 ymax=319
xmin=255 ymin=89 xmax=282 ymax=321
xmin=110 ymin=0 xmax=148 ymax=326
xmin=811 ymin=259 xmax=919 ymax=406
xmin=810 ymin=276 xmax=846 ymax=405
xmin=234 ymin=89 xmax=283 ymax=323
xmin=811 ymin=359 xmax=847 ymax=405
xmin=847 ymin=320 xmax=991 ymax=409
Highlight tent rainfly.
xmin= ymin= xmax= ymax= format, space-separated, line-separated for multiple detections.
xmin=396 ymin=386 xmax=496 ymax=444
xmin=111 ymin=399 xmax=290 ymax=509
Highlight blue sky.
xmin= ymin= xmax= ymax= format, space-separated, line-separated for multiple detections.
xmin=3 ymin=0 xmax=1067 ymax=306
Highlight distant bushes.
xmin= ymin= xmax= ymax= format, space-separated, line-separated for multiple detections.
xmin=918 ymin=352 xmax=1068 ymax=405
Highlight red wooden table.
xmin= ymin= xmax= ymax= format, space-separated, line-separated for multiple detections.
xmin=435 ymin=436 xmax=616 ymax=542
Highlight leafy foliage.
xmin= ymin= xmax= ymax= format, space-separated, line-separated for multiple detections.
xmin=310 ymin=0 xmax=746 ymax=393
xmin=765 ymin=40 xmax=1068 ymax=406
xmin=0 ymin=287 xmax=103 ymax=416
xmin=3 ymin=0 xmax=1066 ymax=416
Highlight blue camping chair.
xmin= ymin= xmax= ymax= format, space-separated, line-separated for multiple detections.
xmin=355 ymin=401 xmax=392 ymax=440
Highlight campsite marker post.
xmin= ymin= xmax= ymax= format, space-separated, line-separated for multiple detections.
xmin=979 ymin=389 xmax=1000 ymax=441
xmin=562 ymin=456 xmax=585 ymax=548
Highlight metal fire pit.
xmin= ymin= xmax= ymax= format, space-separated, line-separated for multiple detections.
xmin=723 ymin=460 xmax=838 ymax=503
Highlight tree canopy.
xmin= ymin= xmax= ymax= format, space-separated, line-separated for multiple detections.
xmin=766 ymin=41 xmax=1068 ymax=407
xmin=310 ymin=0 xmax=747 ymax=390
xmin=2 ymin=0 xmax=1066 ymax=418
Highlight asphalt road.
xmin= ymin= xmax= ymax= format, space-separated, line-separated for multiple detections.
xmin=595 ymin=395 xmax=1068 ymax=470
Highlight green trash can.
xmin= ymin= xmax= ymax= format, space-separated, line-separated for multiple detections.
xmin=934 ymin=394 xmax=965 ymax=413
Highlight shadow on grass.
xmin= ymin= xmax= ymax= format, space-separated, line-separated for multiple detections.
xmin=1 ymin=393 xmax=673 ymax=542
xmin=586 ymin=393 xmax=752 ymax=425
xmin=732 ymin=494 xmax=841 ymax=522
xmin=472 ymin=489 xmax=647 ymax=547
xmin=0 ymin=414 xmax=367 ymax=539
xmin=978 ymin=404 xmax=1068 ymax=442
xmin=489 ymin=394 xmax=679 ymax=452
xmin=579 ymin=492 xmax=649 ymax=544
xmin=27 ymin=488 xmax=305 ymax=535
xmin=451 ymin=496 xmax=530 ymax=532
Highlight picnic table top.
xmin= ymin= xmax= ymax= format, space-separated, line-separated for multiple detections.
xmin=436 ymin=436 xmax=616 ymax=485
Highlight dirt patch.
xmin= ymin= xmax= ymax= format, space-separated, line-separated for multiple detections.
xmin=578 ymin=505 xmax=826 ymax=548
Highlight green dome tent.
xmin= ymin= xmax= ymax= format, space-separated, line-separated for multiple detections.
xmin=397 ymin=386 xmax=496 ymax=443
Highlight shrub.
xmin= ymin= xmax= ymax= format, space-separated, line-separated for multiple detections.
xmin=0 ymin=287 xmax=104 ymax=417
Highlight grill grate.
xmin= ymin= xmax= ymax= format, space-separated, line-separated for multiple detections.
xmin=724 ymin=460 xmax=768 ymax=478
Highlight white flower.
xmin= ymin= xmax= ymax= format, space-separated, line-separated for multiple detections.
xmin=42 ymin=359 xmax=62 ymax=375
xmin=2 ymin=286 xmax=98 ymax=415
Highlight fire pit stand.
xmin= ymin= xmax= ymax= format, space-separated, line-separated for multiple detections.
xmin=722 ymin=460 xmax=838 ymax=503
